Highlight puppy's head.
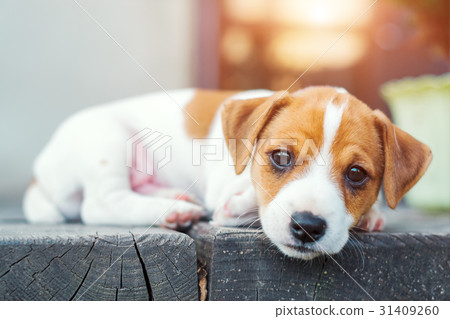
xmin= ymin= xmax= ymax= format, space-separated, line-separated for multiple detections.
xmin=222 ymin=86 xmax=432 ymax=259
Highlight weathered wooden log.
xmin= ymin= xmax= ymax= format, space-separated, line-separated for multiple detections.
xmin=0 ymin=223 xmax=198 ymax=301
xmin=189 ymin=222 xmax=450 ymax=301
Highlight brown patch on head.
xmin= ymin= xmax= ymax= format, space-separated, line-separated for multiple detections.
xmin=221 ymin=91 xmax=294 ymax=174
xmin=244 ymin=87 xmax=340 ymax=207
xmin=330 ymin=95 xmax=432 ymax=225
xmin=185 ymin=89 xmax=239 ymax=138
xmin=330 ymin=95 xmax=385 ymax=224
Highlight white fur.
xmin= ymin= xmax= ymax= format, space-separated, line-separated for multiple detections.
xmin=25 ymin=89 xmax=206 ymax=225
xmin=24 ymin=89 xmax=269 ymax=227
xmin=335 ymin=87 xmax=348 ymax=94
xmin=260 ymin=99 xmax=353 ymax=259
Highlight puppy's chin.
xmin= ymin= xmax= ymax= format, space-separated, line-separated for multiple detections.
xmin=276 ymin=243 xmax=323 ymax=260
xmin=269 ymin=230 xmax=350 ymax=260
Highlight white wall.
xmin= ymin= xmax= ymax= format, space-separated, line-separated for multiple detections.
xmin=0 ymin=0 xmax=197 ymax=203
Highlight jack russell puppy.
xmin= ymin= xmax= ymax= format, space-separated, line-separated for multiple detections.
xmin=24 ymin=86 xmax=432 ymax=260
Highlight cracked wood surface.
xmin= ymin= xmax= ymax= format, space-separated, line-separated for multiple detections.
xmin=0 ymin=223 xmax=198 ymax=301
xmin=0 ymin=204 xmax=448 ymax=301
xmin=189 ymin=221 xmax=450 ymax=301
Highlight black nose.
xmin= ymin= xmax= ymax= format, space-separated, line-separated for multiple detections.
xmin=290 ymin=211 xmax=327 ymax=243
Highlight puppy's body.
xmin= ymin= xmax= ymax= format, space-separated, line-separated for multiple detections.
xmin=24 ymin=87 xmax=431 ymax=259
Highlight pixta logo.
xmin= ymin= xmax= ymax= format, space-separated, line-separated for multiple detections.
xmin=126 ymin=128 xmax=172 ymax=175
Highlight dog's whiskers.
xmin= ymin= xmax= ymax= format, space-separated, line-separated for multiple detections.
xmin=244 ymin=217 xmax=261 ymax=230
xmin=232 ymin=207 xmax=259 ymax=225
xmin=348 ymin=231 xmax=366 ymax=269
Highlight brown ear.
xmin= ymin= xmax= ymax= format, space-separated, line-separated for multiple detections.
xmin=373 ymin=110 xmax=432 ymax=209
xmin=221 ymin=91 xmax=293 ymax=175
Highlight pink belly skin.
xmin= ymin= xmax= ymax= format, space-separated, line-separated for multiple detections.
xmin=129 ymin=167 xmax=166 ymax=195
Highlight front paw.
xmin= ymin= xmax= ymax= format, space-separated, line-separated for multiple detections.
xmin=356 ymin=208 xmax=385 ymax=232
xmin=211 ymin=190 xmax=259 ymax=227
xmin=160 ymin=201 xmax=206 ymax=230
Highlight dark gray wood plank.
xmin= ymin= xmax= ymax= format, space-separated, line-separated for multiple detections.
xmin=0 ymin=223 xmax=198 ymax=301
xmin=189 ymin=221 xmax=450 ymax=301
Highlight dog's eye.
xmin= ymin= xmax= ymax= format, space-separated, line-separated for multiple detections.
xmin=270 ymin=150 xmax=292 ymax=169
xmin=346 ymin=165 xmax=368 ymax=185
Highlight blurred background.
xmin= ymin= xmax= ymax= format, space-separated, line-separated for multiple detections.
xmin=0 ymin=0 xmax=449 ymax=211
